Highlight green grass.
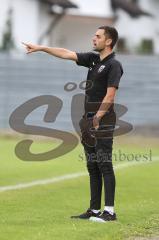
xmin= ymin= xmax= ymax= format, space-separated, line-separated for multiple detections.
xmin=0 ymin=135 xmax=159 ymax=240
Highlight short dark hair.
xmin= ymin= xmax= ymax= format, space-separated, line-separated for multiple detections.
xmin=98 ymin=26 xmax=118 ymax=49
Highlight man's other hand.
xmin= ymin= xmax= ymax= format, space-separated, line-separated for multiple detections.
xmin=93 ymin=115 xmax=100 ymax=130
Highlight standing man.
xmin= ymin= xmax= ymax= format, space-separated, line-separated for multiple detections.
xmin=22 ymin=25 xmax=123 ymax=223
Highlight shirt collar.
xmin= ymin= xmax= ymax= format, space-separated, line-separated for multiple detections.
xmin=100 ymin=52 xmax=115 ymax=63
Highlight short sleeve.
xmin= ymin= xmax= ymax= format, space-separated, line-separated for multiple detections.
xmin=76 ymin=52 xmax=98 ymax=68
xmin=107 ymin=61 xmax=123 ymax=89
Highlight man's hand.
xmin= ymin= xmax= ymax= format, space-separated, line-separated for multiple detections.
xmin=22 ymin=42 xmax=43 ymax=54
xmin=93 ymin=115 xmax=100 ymax=130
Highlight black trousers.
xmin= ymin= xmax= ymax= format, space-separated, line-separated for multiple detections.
xmin=81 ymin=111 xmax=116 ymax=210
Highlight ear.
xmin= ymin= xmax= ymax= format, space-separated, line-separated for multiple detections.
xmin=106 ymin=38 xmax=112 ymax=47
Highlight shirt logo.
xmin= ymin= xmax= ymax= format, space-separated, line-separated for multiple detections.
xmin=89 ymin=62 xmax=95 ymax=71
xmin=98 ymin=65 xmax=105 ymax=73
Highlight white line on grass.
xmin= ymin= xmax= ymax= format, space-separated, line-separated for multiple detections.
xmin=0 ymin=156 xmax=158 ymax=193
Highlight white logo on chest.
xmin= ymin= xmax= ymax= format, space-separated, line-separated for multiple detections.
xmin=98 ymin=65 xmax=105 ymax=73
xmin=89 ymin=62 xmax=95 ymax=71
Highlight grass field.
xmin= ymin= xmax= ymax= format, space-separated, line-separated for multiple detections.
xmin=0 ymin=134 xmax=159 ymax=240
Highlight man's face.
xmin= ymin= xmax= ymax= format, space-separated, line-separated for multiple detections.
xmin=92 ymin=29 xmax=112 ymax=52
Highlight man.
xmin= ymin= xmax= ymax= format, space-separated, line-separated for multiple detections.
xmin=22 ymin=25 xmax=123 ymax=223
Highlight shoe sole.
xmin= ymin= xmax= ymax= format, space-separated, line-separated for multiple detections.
xmin=89 ymin=216 xmax=117 ymax=223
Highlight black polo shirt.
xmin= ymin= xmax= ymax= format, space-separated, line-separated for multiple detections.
xmin=76 ymin=51 xmax=123 ymax=114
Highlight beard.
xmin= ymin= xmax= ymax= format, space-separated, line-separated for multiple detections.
xmin=93 ymin=46 xmax=105 ymax=52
